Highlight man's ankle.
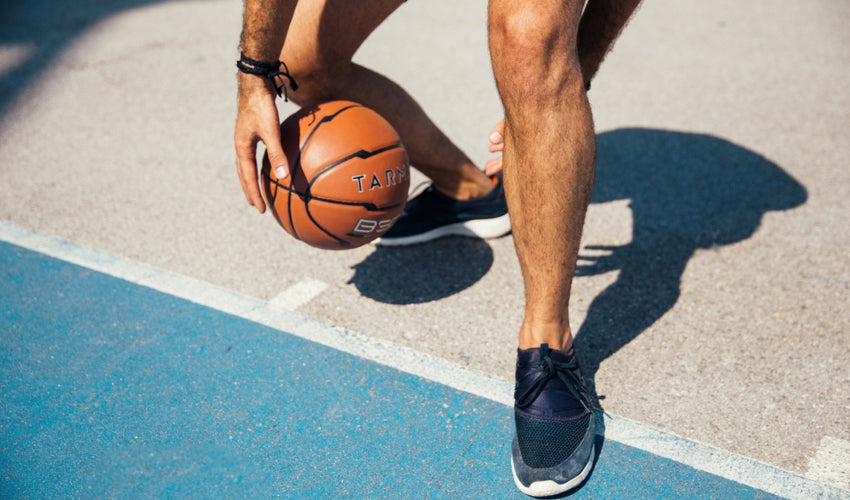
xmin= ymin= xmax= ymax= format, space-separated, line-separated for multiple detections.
xmin=518 ymin=322 xmax=574 ymax=352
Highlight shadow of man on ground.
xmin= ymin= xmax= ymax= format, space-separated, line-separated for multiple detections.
xmin=574 ymin=128 xmax=807 ymax=384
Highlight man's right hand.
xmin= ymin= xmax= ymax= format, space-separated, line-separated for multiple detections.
xmin=234 ymin=73 xmax=289 ymax=214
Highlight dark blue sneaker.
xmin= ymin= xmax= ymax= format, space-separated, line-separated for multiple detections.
xmin=512 ymin=344 xmax=597 ymax=497
xmin=374 ymin=173 xmax=510 ymax=246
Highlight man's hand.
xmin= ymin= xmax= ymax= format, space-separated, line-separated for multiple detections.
xmin=235 ymin=0 xmax=298 ymax=213
xmin=234 ymin=74 xmax=289 ymax=214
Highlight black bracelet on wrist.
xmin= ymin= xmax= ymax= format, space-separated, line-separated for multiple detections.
xmin=236 ymin=52 xmax=299 ymax=101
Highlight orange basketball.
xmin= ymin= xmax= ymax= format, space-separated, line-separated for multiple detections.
xmin=261 ymin=101 xmax=410 ymax=250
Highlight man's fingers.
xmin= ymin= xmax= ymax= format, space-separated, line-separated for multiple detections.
xmin=486 ymin=118 xmax=506 ymax=175
xmin=489 ymin=118 xmax=505 ymax=146
xmin=235 ymin=142 xmax=267 ymax=214
xmin=263 ymin=126 xmax=289 ymax=181
xmin=489 ymin=130 xmax=503 ymax=147
xmin=489 ymin=118 xmax=505 ymax=152
xmin=485 ymin=156 xmax=503 ymax=176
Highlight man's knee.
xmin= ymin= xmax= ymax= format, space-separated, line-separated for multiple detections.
xmin=282 ymin=57 xmax=349 ymax=106
xmin=489 ymin=1 xmax=584 ymax=100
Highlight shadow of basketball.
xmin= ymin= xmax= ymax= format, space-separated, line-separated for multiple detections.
xmin=348 ymin=237 xmax=494 ymax=304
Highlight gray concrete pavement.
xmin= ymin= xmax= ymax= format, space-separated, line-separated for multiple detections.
xmin=1 ymin=0 xmax=848 ymax=491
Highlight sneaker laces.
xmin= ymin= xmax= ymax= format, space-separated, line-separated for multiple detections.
xmin=515 ymin=345 xmax=591 ymax=413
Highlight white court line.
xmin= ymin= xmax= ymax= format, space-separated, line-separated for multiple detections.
xmin=2 ymin=220 xmax=848 ymax=500
xmin=808 ymin=436 xmax=850 ymax=491
xmin=269 ymin=278 xmax=329 ymax=310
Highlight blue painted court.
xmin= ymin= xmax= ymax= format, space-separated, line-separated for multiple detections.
xmin=0 ymin=229 xmax=833 ymax=499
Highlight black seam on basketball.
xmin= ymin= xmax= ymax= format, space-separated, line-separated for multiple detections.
xmin=266 ymin=177 xmax=405 ymax=212
xmin=287 ymin=103 xmax=363 ymax=242
xmin=261 ymin=169 xmax=288 ymax=230
xmin=309 ymin=141 xmax=404 ymax=187
xmin=311 ymin=197 xmax=405 ymax=211
xmin=271 ymin=103 xmax=407 ymax=247
xmin=301 ymin=142 xmax=401 ymax=246
xmin=305 ymin=141 xmax=406 ymax=212
xmin=303 ymin=194 xmax=351 ymax=247
xmin=286 ymin=178 xmax=299 ymax=241
xmin=298 ymin=104 xmax=362 ymax=153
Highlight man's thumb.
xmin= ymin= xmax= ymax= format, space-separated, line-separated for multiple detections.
xmin=265 ymin=141 xmax=289 ymax=179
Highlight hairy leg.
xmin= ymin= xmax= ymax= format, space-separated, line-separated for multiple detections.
xmin=578 ymin=0 xmax=643 ymax=81
xmin=281 ymin=0 xmax=493 ymax=200
xmin=488 ymin=0 xmax=594 ymax=351
xmin=484 ymin=0 xmax=641 ymax=177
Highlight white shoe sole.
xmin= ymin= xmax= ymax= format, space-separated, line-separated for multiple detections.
xmin=373 ymin=213 xmax=511 ymax=247
xmin=511 ymin=444 xmax=596 ymax=498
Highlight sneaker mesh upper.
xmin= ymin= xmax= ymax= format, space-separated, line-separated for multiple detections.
xmin=515 ymin=412 xmax=592 ymax=469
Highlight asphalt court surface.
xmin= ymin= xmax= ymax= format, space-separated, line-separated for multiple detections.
xmin=1 ymin=0 xmax=849 ymax=497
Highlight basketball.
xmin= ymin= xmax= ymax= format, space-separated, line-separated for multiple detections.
xmin=261 ymin=101 xmax=410 ymax=250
